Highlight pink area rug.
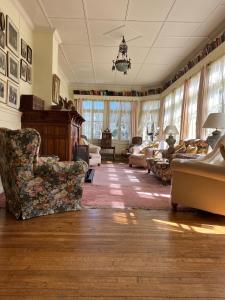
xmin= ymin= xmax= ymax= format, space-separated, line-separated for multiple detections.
xmin=82 ymin=162 xmax=171 ymax=209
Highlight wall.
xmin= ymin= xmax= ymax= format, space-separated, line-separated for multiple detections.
xmin=58 ymin=66 xmax=70 ymax=100
xmin=0 ymin=0 xmax=34 ymax=129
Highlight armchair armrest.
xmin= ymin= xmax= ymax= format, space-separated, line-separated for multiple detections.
xmin=34 ymin=160 xmax=88 ymax=178
xmin=38 ymin=155 xmax=59 ymax=165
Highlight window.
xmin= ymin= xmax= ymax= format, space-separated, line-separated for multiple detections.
xmin=82 ymin=100 xmax=104 ymax=139
xmin=186 ymin=72 xmax=200 ymax=139
xmin=140 ymin=100 xmax=161 ymax=140
xmin=163 ymin=85 xmax=184 ymax=133
xmin=206 ymin=56 xmax=225 ymax=116
xmin=109 ymin=101 xmax=131 ymax=141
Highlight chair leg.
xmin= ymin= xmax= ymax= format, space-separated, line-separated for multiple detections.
xmin=172 ymin=203 xmax=178 ymax=211
xmin=129 ymin=164 xmax=132 ymax=167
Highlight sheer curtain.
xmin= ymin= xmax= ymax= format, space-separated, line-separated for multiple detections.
xmin=186 ymin=72 xmax=201 ymax=139
xmin=140 ymin=100 xmax=161 ymax=141
xmin=82 ymin=100 xmax=104 ymax=139
xmin=109 ymin=101 xmax=132 ymax=141
xmin=163 ymin=85 xmax=184 ymax=134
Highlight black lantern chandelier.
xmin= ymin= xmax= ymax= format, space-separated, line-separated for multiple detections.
xmin=112 ymin=36 xmax=131 ymax=75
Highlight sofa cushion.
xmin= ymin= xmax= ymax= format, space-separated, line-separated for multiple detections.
xmin=220 ymin=144 xmax=225 ymax=160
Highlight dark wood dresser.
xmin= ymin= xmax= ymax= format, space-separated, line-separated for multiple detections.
xmin=21 ymin=110 xmax=85 ymax=161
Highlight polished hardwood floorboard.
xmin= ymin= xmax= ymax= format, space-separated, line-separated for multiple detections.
xmin=1 ymin=208 xmax=225 ymax=299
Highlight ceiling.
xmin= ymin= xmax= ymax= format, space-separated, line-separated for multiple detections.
xmin=18 ymin=0 xmax=225 ymax=88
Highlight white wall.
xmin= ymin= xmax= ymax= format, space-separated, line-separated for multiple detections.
xmin=58 ymin=67 xmax=70 ymax=99
xmin=0 ymin=0 xmax=34 ymax=129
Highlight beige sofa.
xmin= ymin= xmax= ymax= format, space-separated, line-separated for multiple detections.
xmin=171 ymin=134 xmax=225 ymax=216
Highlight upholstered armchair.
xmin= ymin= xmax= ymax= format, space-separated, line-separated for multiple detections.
xmin=171 ymin=134 xmax=225 ymax=216
xmin=0 ymin=128 xmax=88 ymax=220
xmin=80 ymin=135 xmax=101 ymax=166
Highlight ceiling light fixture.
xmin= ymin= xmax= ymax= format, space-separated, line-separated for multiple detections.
xmin=112 ymin=36 xmax=131 ymax=75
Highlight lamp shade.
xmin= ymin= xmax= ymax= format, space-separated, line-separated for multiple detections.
xmin=203 ymin=113 xmax=225 ymax=129
xmin=163 ymin=125 xmax=179 ymax=135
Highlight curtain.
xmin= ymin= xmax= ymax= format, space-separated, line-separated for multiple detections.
xmin=82 ymin=100 xmax=104 ymax=140
xmin=74 ymin=98 xmax=83 ymax=114
xmin=186 ymin=72 xmax=201 ymax=139
xmin=131 ymin=101 xmax=139 ymax=138
xmin=140 ymin=100 xmax=161 ymax=141
xmin=180 ymin=80 xmax=189 ymax=140
xmin=196 ymin=66 xmax=208 ymax=138
xmin=109 ymin=101 xmax=132 ymax=141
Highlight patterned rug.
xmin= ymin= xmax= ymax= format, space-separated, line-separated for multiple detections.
xmin=82 ymin=162 xmax=171 ymax=209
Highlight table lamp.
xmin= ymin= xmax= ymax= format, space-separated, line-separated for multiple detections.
xmin=203 ymin=112 xmax=225 ymax=148
xmin=164 ymin=125 xmax=179 ymax=148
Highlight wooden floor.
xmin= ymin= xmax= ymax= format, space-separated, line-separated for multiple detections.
xmin=1 ymin=208 xmax=225 ymax=299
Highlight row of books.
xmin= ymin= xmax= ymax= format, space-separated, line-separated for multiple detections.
xmin=163 ymin=30 xmax=225 ymax=90
xmin=73 ymin=89 xmax=145 ymax=96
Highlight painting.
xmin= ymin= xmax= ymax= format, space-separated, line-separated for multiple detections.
xmin=20 ymin=59 xmax=27 ymax=81
xmin=27 ymin=64 xmax=32 ymax=84
xmin=27 ymin=45 xmax=32 ymax=64
xmin=21 ymin=39 xmax=27 ymax=59
xmin=0 ymin=48 xmax=6 ymax=75
xmin=6 ymin=16 xmax=19 ymax=56
xmin=7 ymin=52 xmax=19 ymax=83
xmin=0 ymin=30 xmax=5 ymax=49
xmin=7 ymin=80 xmax=19 ymax=109
xmin=52 ymin=74 xmax=60 ymax=104
xmin=0 ymin=77 xmax=6 ymax=103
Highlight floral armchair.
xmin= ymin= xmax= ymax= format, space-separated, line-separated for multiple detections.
xmin=0 ymin=128 xmax=88 ymax=220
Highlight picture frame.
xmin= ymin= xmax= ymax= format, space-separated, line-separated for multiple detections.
xmin=0 ymin=30 xmax=5 ymax=49
xmin=20 ymin=59 xmax=27 ymax=82
xmin=27 ymin=45 xmax=32 ymax=64
xmin=52 ymin=74 xmax=60 ymax=104
xmin=0 ymin=48 xmax=6 ymax=76
xmin=7 ymin=52 xmax=19 ymax=83
xmin=6 ymin=15 xmax=19 ymax=56
xmin=21 ymin=39 xmax=27 ymax=59
xmin=7 ymin=80 xmax=19 ymax=109
xmin=0 ymin=12 xmax=5 ymax=31
xmin=0 ymin=76 xmax=6 ymax=103
xmin=27 ymin=64 xmax=32 ymax=84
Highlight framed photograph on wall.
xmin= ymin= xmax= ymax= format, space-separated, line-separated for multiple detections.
xmin=6 ymin=15 xmax=19 ymax=56
xmin=0 ymin=48 xmax=6 ymax=75
xmin=27 ymin=64 xmax=32 ymax=84
xmin=7 ymin=51 xmax=19 ymax=83
xmin=27 ymin=45 xmax=32 ymax=64
xmin=0 ymin=77 xmax=6 ymax=103
xmin=7 ymin=80 xmax=19 ymax=109
xmin=0 ymin=30 xmax=5 ymax=49
xmin=20 ymin=59 xmax=27 ymax=81
xmin=21 ymin=39 xmax=27 ymax=59
xmin=52 ymin=74 xmax=60 ymax=104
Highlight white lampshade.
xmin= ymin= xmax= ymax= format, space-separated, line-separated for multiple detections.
xmin=203 ymin=113 xmax=225 ymax=129
xmin=163 ymin=125 xmax=179 ymax=135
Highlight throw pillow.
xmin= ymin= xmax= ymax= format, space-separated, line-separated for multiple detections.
xmin=79 ymin=137 xmax=89 ymax=145
xmin=186 ymin=145 xmax=198 ymax=154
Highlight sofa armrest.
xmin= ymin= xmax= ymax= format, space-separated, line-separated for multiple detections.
xmin=38 ymin=155 xmax=59 ymax=165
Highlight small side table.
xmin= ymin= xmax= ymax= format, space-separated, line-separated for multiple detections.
xmin=101 ymin=146 xmax=116 ymax=161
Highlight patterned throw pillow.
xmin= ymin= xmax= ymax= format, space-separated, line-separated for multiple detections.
xmin=186 ymin=145 xmax=198 ymax=154
xmin=174 ymin=142 xmax=186 ymax=153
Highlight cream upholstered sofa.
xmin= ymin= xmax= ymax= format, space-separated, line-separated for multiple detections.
xmin=171 ymin=134 xmax=225 ymax=216
xmin=80 ymin=135 xmax=101 ymax=166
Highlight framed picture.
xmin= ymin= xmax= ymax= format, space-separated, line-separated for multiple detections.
xmin=7 ymin=80 xmax=19 ymax=109
xmin=52 ymin=74 xmax=60 ymax=104
xmin=27 ymin=64 xmax=32 ymax=84
xmin=27 ymin=45 xmax=32 ymax=64
xmin=0 ymin=77 xmax=6 ymax=103
xmin=21 ymin=39 xmax=27 ymax=59
xmin=0 ymin=48 xmax=6 ymax=75
xmin=20 ymin=59 xmax=27 ymax=81
xmin=6 ymin=15 xmax=19 ymax=56
xmin=0 ymin=12 xmax=5 ymax=31
xmin=0 ymin=30 xmax=5 ymax=49
xmin=7 ymin=52 xmax=19 ymax=83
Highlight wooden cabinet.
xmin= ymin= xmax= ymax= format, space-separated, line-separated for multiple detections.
xmin=21 ymin=110 xmax=85 ymax=161
xmin=101 ymin=131 xmax=112 ymax=147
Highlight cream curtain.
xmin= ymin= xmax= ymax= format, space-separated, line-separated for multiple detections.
xmin=180 ymin=80 xmax=189 ymax=140
xmin=131 ymin=101 xmax=139 ymax=138
xmin=196 ymin=66 xmax=208 ymax=139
